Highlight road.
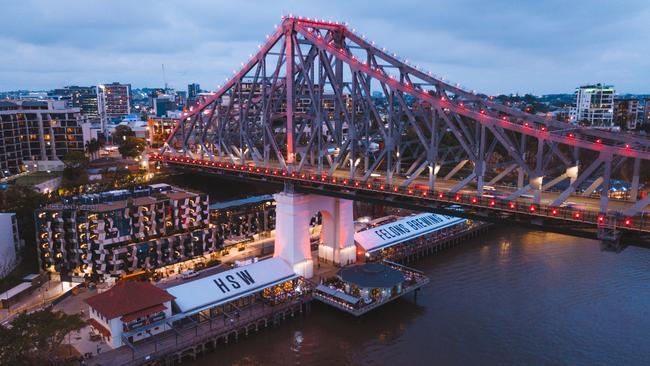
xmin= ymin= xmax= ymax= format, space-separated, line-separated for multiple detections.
xmin=159 ymin=156 xmax=647 ymax=215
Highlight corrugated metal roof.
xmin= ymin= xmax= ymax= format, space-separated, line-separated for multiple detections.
xmin=209 ymin=194 xmax=273 ymax=210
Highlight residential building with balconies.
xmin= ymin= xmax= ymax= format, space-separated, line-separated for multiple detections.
xmin=35 ymin=183 xmax=215 ymax=280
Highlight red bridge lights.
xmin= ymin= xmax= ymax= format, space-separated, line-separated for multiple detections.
xmin=408 ymin=189 xmax=414 ymax=194
xmin=422 ymin=191 xmax=428 ymax=196
xmin=598 ymin=215 xmax=605 ymax=223
xmin=471 ymin=197 xmax=478 ymax=204
xmin=310 ymin=175 xmax=315 ymax=180
xmin=574 ymin=212 xmax=581 ymax=219
xmin=366 ymin=183 xmax=373 ymax=189
xmin=438 ymin=192 xmax=445 ymax=199
xmin=596 ymin=139 xmax=601 ymax=144
xmin=508 ymin=202 xmax=516 ymax=209
xmin=529 ymin=205 xmax=536 ymax=212
xmin=551 ymin=208 xmax=558 ymax=216
xmin=354 ymin=182 xmax=360 ymax=187
xmin=568 ymin=133 xmax=574 ymax=138
xmin=454 ymin=195 xmax=461 ymax=201
xmin=343 ymin=179 xmax=349 ymax=185
xmin=489 ymin=200 xmax=496 ymax=207
xmin=624 ymin=218 xmax=632 ymax=226
xmin=379 ymin=185 xmax=385 ymax=190
xmin=393 ymin=187 xmax=399 ymax=192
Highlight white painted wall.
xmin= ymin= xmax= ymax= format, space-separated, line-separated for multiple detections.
xmin=273 ymin=192 xmax=356 ymax=278
xmin=0 ymin=214 xmax=18 ymax=278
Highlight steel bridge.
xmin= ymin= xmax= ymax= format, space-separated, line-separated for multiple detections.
xmin=156 ymin=16 xmax=650 ymax=244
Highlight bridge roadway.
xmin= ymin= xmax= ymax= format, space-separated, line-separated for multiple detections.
xmin=152 ymin=155 xmax=650 ymax=235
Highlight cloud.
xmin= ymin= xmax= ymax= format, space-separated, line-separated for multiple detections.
xmin=0 ymin=0 xmax=648 ymax=94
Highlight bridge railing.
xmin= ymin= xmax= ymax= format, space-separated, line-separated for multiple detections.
xmin=152 ymin=155 xmax=649 ymax=233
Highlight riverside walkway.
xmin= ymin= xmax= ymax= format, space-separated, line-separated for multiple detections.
xmin=89 ymin=297 xmax=311 ymax=366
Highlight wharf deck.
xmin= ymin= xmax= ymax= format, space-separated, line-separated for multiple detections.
xmin=89 ymin=297 xmax=311 ymax=366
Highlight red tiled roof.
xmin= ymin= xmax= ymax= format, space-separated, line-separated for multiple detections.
xmin=121 ymin=303 xmax=167 ymax=323
xmin=84 ymin=282 xmax=175 ymax=320
xmin=88 ymin=318 xmax=111 ymax=338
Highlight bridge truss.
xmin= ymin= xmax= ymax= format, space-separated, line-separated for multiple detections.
xmin=158 ymin=16 xmax=650 ymax=239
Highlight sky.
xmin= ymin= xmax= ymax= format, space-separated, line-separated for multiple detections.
xmin=1 ymin=0 xmax=649 ymax=95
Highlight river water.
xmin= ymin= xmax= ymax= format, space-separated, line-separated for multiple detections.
xmin=191 ymin=226 xmax=650 ymax=366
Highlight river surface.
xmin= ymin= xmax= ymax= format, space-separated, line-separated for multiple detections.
xmin=190 ymin=226 xmax=650 ymax=365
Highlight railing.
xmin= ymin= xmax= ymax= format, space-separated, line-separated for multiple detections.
xmin=152 ymin=155 xmax=650 ymax=233
xmin=118 ymin=297 xmax=309 ymax=366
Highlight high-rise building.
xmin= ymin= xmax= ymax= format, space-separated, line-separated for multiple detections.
xmin=569 ymin=84 xmax=615 ymax=128
xmin=614 ymin=98 xmax=641 ymax=131
xmin=97 ymin=82 xmax=131 ymax=130
xmin=0 ymin=213 xmax=22 ymax=278
xmin=642 ymin=98 xmax=650 ymax=131
xmin=0 ymin=100 xmax=84 ymax=175
xmin=152 ymin=94 xmax=176 ymax=117
xmin=35 ymin=184 xmax=217 ymax=280
xmin=50 ymin=86 xmax=99 ymax=121
xmin=187 ymin=83 xmax=201 ymax=105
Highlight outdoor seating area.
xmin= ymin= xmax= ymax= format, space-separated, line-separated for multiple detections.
xmin=313 ymin=261 xmax=429 ymax=316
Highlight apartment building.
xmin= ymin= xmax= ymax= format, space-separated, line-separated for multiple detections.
xmin=569 ymin=84 xmax=615 ymax=128
xmin=35 ymin=184 xmax=217 ymax=280
xmin=0 ymin=100 xmax=84 ymax=175
xmin=97 ymin=82 xmax=131 ymax=129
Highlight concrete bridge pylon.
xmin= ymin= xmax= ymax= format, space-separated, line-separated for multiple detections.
xmin=273 ymin=191 xmax=356 ymax=278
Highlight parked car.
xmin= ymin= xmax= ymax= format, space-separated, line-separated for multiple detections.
xmin=180 ymin=270 xmax=199 ymax=279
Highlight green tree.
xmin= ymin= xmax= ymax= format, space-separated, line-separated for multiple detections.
xmin=84 ymin=138 xmax=103 ymax=160
xmin=119 ymin=136 xmax=146 ymax=159
xmin=112 ymin=125 xmax=135 ymax=146
xmin=61 ymin=151 xmax=89 ymax=188
xmin=0 ymin=309 xmax=85 ymax=365
xmin=61 ymin=151 xmax=87 ymax=169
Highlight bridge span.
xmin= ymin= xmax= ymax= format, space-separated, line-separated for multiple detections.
xmin=157 ymin=16 xmax=650 ymax=245
xmin=152 ymin=154 xmax=649 ymax=244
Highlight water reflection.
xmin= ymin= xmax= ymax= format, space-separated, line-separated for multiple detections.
xmin=191 ymin=226 xmax=650 ymax=366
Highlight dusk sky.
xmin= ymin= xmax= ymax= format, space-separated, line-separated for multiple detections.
xmin=2 ymin=0 xmax=649 ymax=95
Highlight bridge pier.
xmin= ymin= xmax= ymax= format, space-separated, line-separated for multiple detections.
xmin=597 ymin=227 xmax=624 ymax=252
xmin=273 ymin=191 xmax=356 ymax=278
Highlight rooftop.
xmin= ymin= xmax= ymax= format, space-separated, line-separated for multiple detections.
xmin=84 ymin=281 xmax=175 ymax=320
xmin=209 ymin=194 xmax=274 ymax=210
xmin=338 ymin=263 xmax=405 ymax=289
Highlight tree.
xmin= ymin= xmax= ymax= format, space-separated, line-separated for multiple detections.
xmin=61 ymin=151 xmax=89 ymax=188
xmin=118 ymin=136 xmax=146 ymax=158
xmin=84 ymin=138 xmax=103 ymax=160
xmin=0 ymin=309 xmax=85 ymax=365
xmin=61 ymin=151 xmax=87 ymax=169
xmin=112 ymin=125 xmax=135 ymax=146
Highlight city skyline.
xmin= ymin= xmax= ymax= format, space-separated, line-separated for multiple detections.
xmin=1 ymin=0 xmax=649 ymax=94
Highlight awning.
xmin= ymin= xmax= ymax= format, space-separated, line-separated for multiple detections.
xmin=166 ymin=257 xmax=298 ymax=316
xmin=121 ymin=303 xmax=167 ymax=323
xmin=88 ymin=318 xmax=111 ymax=338
xmin=315 ymin=285 xmax=360 ymax=304
xmin=355 ymin=213 xmax=465 ymax=253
